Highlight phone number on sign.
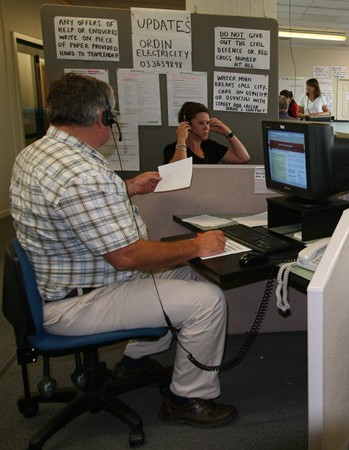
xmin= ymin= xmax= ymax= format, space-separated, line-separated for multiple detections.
xmin=139 ymin=60 xmax=183 ymax=69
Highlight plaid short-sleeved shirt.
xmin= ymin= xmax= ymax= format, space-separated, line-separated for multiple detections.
xmin=10 ymin=126 xmax=148 ymax=301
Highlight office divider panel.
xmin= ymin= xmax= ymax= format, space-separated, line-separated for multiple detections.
xmin=308 ymin=208 xmax=349 ymax=450
xmin=40 ymin=4 xmax=278 ymax=171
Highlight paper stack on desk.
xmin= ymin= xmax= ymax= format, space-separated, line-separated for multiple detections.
xmin=182 ymin=214 xmax=233 ymax=228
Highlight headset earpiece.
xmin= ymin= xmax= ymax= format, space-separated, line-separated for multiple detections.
xmin=99 ymin=86 xmax=122 ymax=141
xmin=102 ymin=108 xmax=117 ymax=127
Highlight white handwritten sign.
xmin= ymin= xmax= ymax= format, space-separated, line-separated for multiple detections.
xmin=54 ymin=16 xmax=119 ymax=61
xmin=313 ymin=66 xmax=330 ymax=79
xmin=215 ymin=27 xmax=270 ymax=70
xmin=131 ymin=7 xmax=192 ymax=73
xmin=331 ymin=66 xmax=348 ymax=79
xmin=213 ymin=72 xmax=269 ymax=113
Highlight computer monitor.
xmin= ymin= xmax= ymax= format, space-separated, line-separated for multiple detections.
xmin=262 ymin=119 xmax=348 ymax=203
xmin=304 ymin=115 xmax=333 ymax=122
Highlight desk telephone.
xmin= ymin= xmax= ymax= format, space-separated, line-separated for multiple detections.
xmin=297 ymin=237 xmax=331 ymax=272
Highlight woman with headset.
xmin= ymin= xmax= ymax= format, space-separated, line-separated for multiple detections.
xmin=297 ymin=78 xmax=330 ymax=119
xmin=163 ymin=101 xmax=250 ymax=164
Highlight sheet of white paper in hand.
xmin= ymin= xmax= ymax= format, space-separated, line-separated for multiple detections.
xmin=154 ymin=157 xmax=193 ymax=192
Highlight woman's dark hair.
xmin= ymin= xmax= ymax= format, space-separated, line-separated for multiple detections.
xmin=47 ymin=72 xmax=115 ymax=127
xmin=280 ymin=89 xmax=292 ymax=99
xmin=306 ymin=78 xmax=321 ymax=98
xmin=178 ymin=101 xmax=210 ymax=123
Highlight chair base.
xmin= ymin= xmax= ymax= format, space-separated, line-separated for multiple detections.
xmin=28 ymin=388 xmax=144 ymax=450
xmin=22 ymin=350 xmax=171 ymax=449
xmin=18 ymin=387 xmax=78 ymax=418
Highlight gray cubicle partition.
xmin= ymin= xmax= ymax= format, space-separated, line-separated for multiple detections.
xmin=133 ymin=165 xmax=307 ymax=335
xmin=40 ymin=5 xmax=279 ymax=172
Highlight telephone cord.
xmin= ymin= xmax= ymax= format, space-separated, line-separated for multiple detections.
xmin=111 ymin=127 xmax=289 ymax=372
xmin=276 ymin=260 xmax=297 ymax=312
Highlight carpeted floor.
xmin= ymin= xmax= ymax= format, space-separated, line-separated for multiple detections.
xmin=0 ymin=216 xmax=307 ymax=450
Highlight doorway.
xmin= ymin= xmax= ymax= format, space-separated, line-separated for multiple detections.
xmin=16 ymin=37 xmax=47 ymax=146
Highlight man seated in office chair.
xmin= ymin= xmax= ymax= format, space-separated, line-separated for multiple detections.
xmin=278 ymin=95 xmax=297 ymax=120
xmin=9 ymin=73 xmax=236 ymax=428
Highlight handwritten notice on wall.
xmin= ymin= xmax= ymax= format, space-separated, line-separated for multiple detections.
xmin=54 ymin=16 xmax=119 ymax=61
xmin=313 ymin=66 xmax=330 ymax=79
xmin=331 ymin=66 xmax=348 ymax=79
xmin=317 ymin=78 xmax=334 ymax=112
xmin=131 ymin=7 xmax=191 ymax=73
xmin=215 ymin=27 xmax=270 ymax=70
xmin=213 ymin=72 xmax=269 ymax=113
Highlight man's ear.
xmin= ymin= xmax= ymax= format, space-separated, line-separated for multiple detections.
xmin=97 ymin=110 xmax=108 ymax=128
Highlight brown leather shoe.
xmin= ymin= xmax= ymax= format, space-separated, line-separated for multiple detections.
xmin=159 ymin=395 xmax=237 ymax=428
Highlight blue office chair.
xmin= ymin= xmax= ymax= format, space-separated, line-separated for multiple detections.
xmin=2 ymin=238 xmax=169 ymax=449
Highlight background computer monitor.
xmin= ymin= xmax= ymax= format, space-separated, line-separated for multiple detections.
xmin=262 ymin=120 xmax=339 ymax=203
xmin=304 ymin=115 xmax=333 ymax=122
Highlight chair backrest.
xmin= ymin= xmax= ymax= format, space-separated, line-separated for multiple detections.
xmin=2 ymin=238 xmax=43 ymax=337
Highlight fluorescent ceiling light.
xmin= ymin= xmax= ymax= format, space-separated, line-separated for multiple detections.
xmin=279 ymin=30 xmax=347 ymax=42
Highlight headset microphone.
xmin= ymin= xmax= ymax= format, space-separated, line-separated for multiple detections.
xmin=189 ymin=129 xmax=201 ymax=138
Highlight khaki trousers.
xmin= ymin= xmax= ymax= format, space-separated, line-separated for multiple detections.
xmin=43 ymin=266 xmax=227 ymax=399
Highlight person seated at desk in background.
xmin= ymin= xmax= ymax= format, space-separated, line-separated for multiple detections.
xmin=279 ymin=89 xmax=298 ymax=119
xmin=278 ymin=95 xmax=297 ymax=120
xmin=10 ymin=73 xmax=237 ymax=429
xmin=297 ymin=78 xmax=330 ymax=120
xmin=163 ymin=101 xmax=250 ymax=164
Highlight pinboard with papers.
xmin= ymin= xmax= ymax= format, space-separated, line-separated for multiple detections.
xmin=41 ymin=4 xmax=279 ymax=174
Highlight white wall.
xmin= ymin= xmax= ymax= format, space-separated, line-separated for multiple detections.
xmin=0 ymin=0 xmax=60 ymax=219
xmin=278 ymin=41 xmax=349 ymax=79
xmin=278 ymin=41 xmax=349 ymax=117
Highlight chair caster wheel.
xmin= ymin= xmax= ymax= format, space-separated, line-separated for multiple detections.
xmin=129 ymin=430 xmax=144 ymax=447
xmin=18 ymin=398 xmax=39 ymax=418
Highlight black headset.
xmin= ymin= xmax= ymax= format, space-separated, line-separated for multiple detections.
xmin=101 ymin=107 xmax=118 ymax=127
xmin=99 ymin=86 xmax=122 ymax=141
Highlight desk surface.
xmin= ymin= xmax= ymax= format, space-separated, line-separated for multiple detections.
xmin=172 ymin=214 xmax=308 ymax=290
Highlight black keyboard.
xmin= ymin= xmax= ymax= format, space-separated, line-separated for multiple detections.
xmin=221 ymin=224 xmax=294 ymax=254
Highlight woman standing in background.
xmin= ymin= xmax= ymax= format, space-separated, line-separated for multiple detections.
xmin=297 ymin=78 xmax=330 ymax=119
xmin=279 ymin=89 xmax=298 ymax=119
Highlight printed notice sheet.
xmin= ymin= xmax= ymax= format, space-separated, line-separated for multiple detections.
xmin=99 ymin=114 xmax=140 ymax=171
xmin=117 ymin=69 xmax=161 ymax=126
xmin=167 ymin=72 xmax=207 ymax=126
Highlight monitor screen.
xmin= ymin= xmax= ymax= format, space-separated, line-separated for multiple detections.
xmin=262 ymin=120 xmax=336 ymax=202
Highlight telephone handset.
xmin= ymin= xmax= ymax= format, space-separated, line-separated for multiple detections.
xmin=297 ymin=237 xmax=331 ymax=272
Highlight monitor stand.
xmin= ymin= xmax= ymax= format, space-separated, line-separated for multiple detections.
xmin=267 ymin=196 xmax=349 ymax=241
